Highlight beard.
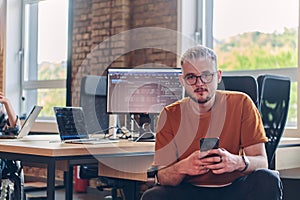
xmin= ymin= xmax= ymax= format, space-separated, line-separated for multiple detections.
xmin=186 ymin=88 xmax=213 ymax=104
xmin=190 ymin=95 xmax=212 ymax=104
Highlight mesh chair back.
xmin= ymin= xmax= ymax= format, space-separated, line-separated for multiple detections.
xmin=218 ymin=76 xmax=259 ymax=107
xmin=258 ymin=74 xmax=290 ymax=168
xmin=79 ymin=76 xmax=121 ymax=197
xmin=80 ymin=75 xmax=109 ymax=134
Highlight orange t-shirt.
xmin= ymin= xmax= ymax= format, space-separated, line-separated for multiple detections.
xmin=154 ymin=90 xmax=268 ymax=185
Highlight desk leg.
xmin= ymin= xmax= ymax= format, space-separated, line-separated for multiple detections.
xmin=47 ymin=160 xmax=56 ymax=200
xmin=65 ymin=166 xmax=73 ymax=200
xmin=123 ymin=180 xmax=140 ymax=200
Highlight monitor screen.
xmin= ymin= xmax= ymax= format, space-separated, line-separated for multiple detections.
xmin=107 ymin=68 xmax=184 ymax=114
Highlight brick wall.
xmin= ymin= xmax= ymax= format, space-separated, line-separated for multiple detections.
xmin=0 ymin=48 xmax=4 ymax=92
xmin=0 ymin=3 xmax=5 ymax=93
xmin=71 ymin=0 xmax=178 ymax=106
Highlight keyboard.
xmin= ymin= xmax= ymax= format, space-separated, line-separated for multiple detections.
xmin=64 ymin=138 xmax=119 ymax=144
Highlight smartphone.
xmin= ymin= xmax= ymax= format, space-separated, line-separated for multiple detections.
xmin=200 ymin=138 xmax=219 ymax=151
xmin=200 ymin=138 xmax=219 ymax=158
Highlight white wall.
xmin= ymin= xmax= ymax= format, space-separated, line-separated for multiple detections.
xmin=5 ymin=0 xmax=22 ymax=115
xmin=178 ymin=0 xmax=202 ymax=58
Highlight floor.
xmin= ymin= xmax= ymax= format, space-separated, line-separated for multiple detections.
xmin=25 ymin=183 xmax=113 ymax=200
xmin=281 ymin=178 xmax=300 ymax=200
xmin=23 ymin=176 xmax=150 ymax=200
xmin=24 ymin=179 xmax=300 ymax=200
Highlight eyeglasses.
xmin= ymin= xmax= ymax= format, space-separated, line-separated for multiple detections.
xmin=184 ymin=72 xmax=217 ymax=85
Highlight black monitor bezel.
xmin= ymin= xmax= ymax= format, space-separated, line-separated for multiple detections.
xmin=106 ymin=67 xmax=183 ymax=114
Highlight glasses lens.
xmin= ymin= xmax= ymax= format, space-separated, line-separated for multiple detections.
xmin=185 ymin=75 xmax=197 ymax=85
xmin=184 ymin=72 xmax=216 ymax=85
xmin=201 ymin=74 xmax=214 ymax=84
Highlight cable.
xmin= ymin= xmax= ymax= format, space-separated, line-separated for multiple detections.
xmin=134 ymin=131 xmax=155 ymax=142
xmin=89 ymin=126 xmax=118 ymax=136
xmin=130 ymin=115 xmax=141 ymax=128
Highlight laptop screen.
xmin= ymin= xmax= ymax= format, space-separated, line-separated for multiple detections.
xmin=54 ymin=107 xmax=89 ymax=140
xmin=17 ymin=105 xmax=43 ymax=138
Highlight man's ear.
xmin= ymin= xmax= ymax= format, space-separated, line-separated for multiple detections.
xmin=179 ymin=74 xmax=185 ymax=86
xmin=217 ymin=70 xmax=222 ymax=84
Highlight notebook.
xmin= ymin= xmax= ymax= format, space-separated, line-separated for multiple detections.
xmin=0 ymin=105 xmax=43 ymax=139
xmin=53 ymin=106 xmax=118 ymax=144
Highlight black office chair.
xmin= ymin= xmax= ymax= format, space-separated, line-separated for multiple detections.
xmin=80 ymin=75 xmax=109 ymax=135
xmin=218 ymin=75 xmax=259 ymax=107
xmin=79 ymin=75 xmax=123 ymax=199
xmin=218 ymin=74 xmax=290 ymax=169
xmin=257 ymin=74 xmax=291 ymax=169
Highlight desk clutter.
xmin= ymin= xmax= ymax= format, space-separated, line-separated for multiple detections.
xmin=80 ymin=73 xmax=179 ymax=144
xmin=118 ymin=126 xmax=155 ymax=142
xmin=53 ymin=106 xmax=156 ymax=144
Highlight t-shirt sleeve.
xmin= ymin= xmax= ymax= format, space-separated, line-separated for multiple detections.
xmin=153 ymin=108 xmax=179 ymax=168
xmin=240 ymin=95 xmax=268 ymax=147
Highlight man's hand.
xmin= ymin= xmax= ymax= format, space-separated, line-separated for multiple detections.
xmin=176 ymin=151 xmax=211 ymax=176
xmin=202 ymin=148 xmax=241 ymax=174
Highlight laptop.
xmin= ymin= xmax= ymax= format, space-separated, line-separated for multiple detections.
xmin=0 ymin=105 xmax=43 ymax=139
xmin=53 ymin=106 xmax=118 ymax=144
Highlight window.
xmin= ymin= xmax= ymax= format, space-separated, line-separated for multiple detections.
xmin=197 ymin=0 xmax=298 ymax=135
xmin=21 ymin=0 xmax=68 ymax=119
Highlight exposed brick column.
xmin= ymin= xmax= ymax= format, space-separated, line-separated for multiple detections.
xmin=0 ymin=2 xmax=6 ymax=92
xmin=71 ymin=0 xmax=177 ymax=107
xmin=0 ymin=49 xmax=4 ymax=92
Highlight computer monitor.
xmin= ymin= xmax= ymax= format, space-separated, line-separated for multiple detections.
xmin=106 ymin=68 xmax=184 ymax=114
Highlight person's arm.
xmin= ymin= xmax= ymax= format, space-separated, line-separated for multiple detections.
xmin=238 ymin=143 xmax=268 ymax=173
xmin=157 ymin=161 xmax=186 ymax=186
xmin=0 ymin=92 xmax=18 ymax=127
xmin=157 ymin=150 xmax=218 ymax=186
xmin=203 ymin=143 xmax=268 ymax=174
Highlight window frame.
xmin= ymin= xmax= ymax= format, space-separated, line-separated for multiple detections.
xmin=197 ymin=0 xmax=299 ymax=137
xmin=20 ymin=0 xmax=67 ymax=118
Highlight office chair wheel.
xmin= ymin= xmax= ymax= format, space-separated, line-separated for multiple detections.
xmin=0 ymin=179 xmax=13 ymax=200
xmin=0 ymin=176 xmax=23 ymax=200
xmin=0 ymin=160 xmax=24 ymax=200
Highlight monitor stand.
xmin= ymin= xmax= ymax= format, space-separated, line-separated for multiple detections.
xmin=109 ymin=114 xmax=119 ymax=140
xmin=135 ymin=122 xmax=155 ymax=142
xmin=129 ymin=114 xmax=155 ymax=142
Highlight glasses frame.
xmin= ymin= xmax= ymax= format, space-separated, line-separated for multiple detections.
xmin=184 ymin=71 xmax=218 ymax=85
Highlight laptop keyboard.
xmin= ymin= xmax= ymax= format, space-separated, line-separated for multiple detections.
xmin=64 ymin=138 xmax=119 ymax=144
xmin=54 ymin=107 xmax=119 ymax=144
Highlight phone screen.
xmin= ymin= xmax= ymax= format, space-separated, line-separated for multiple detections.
xmin=200 ymin=138 xmax=219 ymax=152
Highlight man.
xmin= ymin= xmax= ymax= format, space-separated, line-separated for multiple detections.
xmin=141 ymin=45 xmax=282 ymax=200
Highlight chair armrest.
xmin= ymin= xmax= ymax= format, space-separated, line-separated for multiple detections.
xmin=145 ymin=166 xmax=158 ymax=188
xmin=147 ymin=166 xmax=158 ymax=178
xmin=79 ymin=164 xmax=98 ymax=179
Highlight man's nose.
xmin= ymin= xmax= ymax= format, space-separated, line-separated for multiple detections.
xmin=195 ymin=76 xmax=205 ymax=86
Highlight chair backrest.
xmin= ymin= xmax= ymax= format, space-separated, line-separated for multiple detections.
xmin=80 ymin=75 xmax=109 ymax=134
xmin=257 ymin=74 xmax=291 ymax=169
xmin=218 ymin=75 xmax=259 ymax=107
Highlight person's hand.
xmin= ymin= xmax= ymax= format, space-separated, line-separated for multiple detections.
xmin=200 ymin=150 xmax=222 ymax=165
xmin=176 ymin=151 xmax=210 ymax=176
xmin=202 ymin=148 xmax=242 ymax=174
xmin=0 ymin=92 xmax=9 ymax=105
xmin=0 ymin=92 xmax=18 ymax=127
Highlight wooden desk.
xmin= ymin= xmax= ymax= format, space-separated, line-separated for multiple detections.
xmin=276 ymin=137 xmax=300 ymax=170
xmin=0 ymin=135 xmax=154 ymax=200
xmin=98 ymin=148 xmax=154 ymax=200
xmin=98 ymin=153 xmax=153 ymax=182
xmin=278 ymin=137 xmax=300 ymax=148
